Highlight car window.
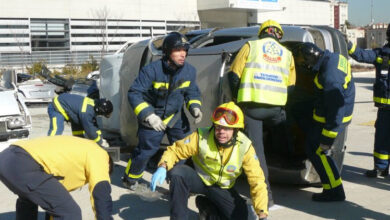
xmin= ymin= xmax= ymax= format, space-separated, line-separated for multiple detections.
xmin=307 ymin=29 xmax=326 ymax=50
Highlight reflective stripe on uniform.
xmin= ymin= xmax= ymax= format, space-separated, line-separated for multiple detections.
xmin=187 ymin=100 xmax=202 ymax=109
xmin=72 ymin=130 xmax=85 ymax=135
xmin=348 ymin=43 xmax=356 ymax=54
xmin=239 ymin=82 xmax=287 ymax=94
xmin=53 ymin=96 xmax=69 ymax=121
xmin=314 ymin=74 xmax=323 ymax=89
xmin=245 ymin=62 xmax=290 ymax=75
xmin=322 ymin=129 xmax=338 ymax=139
xmin=125 ymin=158 xmax=144 ymax=179
xmin=374 ymin=151 xmax=390 ymax=160
xmin=316 ymin=147 xmax=342 ymax=188
xmin=313 ymin=111 xmax=352 ymax=124
xmin=134 ymin=102 xmax=149 ymax=116
xmin=374 ymin=97 xmax=390 ymax=105
xmin=93 ymin=130 xmax=102 ymax=143
xmin=163 ymin=114 xmax=174 ymax=125
xmin=49 ymin=117 xmax=57 ymax=136
xmin=81 ymin=97 xmax=95 ymax=113
xmin=153 ymin=82 xmax=169 ymax=89
xmin=177 ymin=81 xmax=191 ymax=89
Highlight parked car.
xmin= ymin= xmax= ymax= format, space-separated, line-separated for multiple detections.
xmin=0 ymin=71 xmax=32 ymax=151
xmin=16 ymin=73 xmax=57 ymax=104
xmin=99 ymin=25 xmax=349 ymax=185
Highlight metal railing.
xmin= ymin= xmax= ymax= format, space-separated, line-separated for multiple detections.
xmin=0 ymin=50 xmax=113 ymax=68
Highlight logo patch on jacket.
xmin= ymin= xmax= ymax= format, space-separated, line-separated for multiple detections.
xmin=262 ymin=41 xmax=283 ymax=63
xmin=226 ymin=165 xmax=237 ymax=173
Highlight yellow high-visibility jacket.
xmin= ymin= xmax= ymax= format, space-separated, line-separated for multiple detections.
xmin=159 ymin=128 xmax=269 ymax=215
xmin=231 ymin=39 xmax=296 ymax=106
xmin=14 ymin=136 xmax=111 ymax=219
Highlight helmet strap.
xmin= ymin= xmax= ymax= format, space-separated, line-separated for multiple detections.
xmin=213 ymin=128 xmax=238 ymax=149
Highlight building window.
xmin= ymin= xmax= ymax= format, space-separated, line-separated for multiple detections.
xmin=30 ymin=19 xmax=70 ymax=51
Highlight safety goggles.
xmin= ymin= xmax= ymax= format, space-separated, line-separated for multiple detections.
xmin=212 ymin=107 xmax=239 ymax=125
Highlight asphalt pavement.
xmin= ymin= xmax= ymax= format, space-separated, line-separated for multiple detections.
xmin=0 ymin=70 xmax=389 ymax=220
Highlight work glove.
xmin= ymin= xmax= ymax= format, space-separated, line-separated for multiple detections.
xmin=319 ymin=143 xmax=331 ymax=151
xmin=101 ymin=139 xmax=110 ymax=148
xmin=191 ymin=107 xmax=203 ymax=124
xmin=150 ymin=167 xmax=167 ymax=192
xmin=145 ymin=113 xmax=166 ymax=132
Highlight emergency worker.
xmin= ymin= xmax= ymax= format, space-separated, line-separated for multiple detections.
xmin=47 ymin=93 xmax=113 ymax=147
xmin=292 ymin=42 xmax=355 ymax=201
xmin=123 ymin=32 xmax=202 ymax=189
xmin=0 ymin=136 xmax=113 ymax=220
xmin=150 ymin=102 xmax=268 ymax=220
xmin=347 ymin=24 xmax=390 ymax=177
xmin=228 ymin=19 xmax=296 ymax=204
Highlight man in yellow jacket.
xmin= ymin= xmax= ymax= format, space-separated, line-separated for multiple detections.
xmin=0 ymin=136 xmax=113 ymax=220
xmin=228 ymin=19 xmax=296 ymax=205
xmin=150 ymin=102 xmax=268 ymax=220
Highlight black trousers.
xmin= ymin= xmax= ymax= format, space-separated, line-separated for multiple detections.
xmin=0 ymin=146 xmax=81 ymax=220
xmin=168 ymin=164 xmax=248 ymax=220
xmin=242 ymin=105 xmax=286 ymax=203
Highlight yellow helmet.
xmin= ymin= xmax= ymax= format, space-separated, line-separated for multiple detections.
xmin=258 ymin=19 xmax=284 ymax=37
xmin=211 ymin=102 xmax=244 ymax=128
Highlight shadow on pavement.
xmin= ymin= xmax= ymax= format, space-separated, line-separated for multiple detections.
xmin=342 ymin=164 xmax=390 ymax=191
xmin=271 ymin=183 xmax=390 ymax=220
xmin=353 ymin=77 xmax=375 ymax=84
xmin=347 ymin=151 xmax=373 ymax=157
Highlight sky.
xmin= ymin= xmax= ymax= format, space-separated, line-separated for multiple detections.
xmin=348 ymin=0 xmax=390 ymax=26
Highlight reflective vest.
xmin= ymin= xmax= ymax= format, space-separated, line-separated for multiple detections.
xmin=237 ymin=38 xmax=292 ymax=106
xmin=192 ymin=127 xmax=251 ymax=189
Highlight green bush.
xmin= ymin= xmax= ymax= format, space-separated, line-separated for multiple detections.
xmin=27 ymin=61 xmax=46 ymax=76
xmin=81 ymin=56 xmax=99 ymax=75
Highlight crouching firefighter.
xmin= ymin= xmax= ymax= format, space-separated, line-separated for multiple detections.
xmin=122 ymin=32 xmax=202 ymax=189
xmin=150 ymin=102 xmax=268 ymax=220
xmin=0 ymin=136 xmax=113 ymax=220
xmin=47 ymin=93 xmax=113 ymax=147
xmin=292 ymin=42 xmax=355 ymax=201
xmin=347 ymin=25 xmax=390 ymax=177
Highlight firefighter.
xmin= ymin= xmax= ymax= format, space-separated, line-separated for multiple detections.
xmin=0 ymin=136 xmax=113 ymax=220
xmin=228 ymin=19 xmax=296 ymax=205
xmin=347 ymin=25 xmax=390 ymax=177
xmin=123 ymin=32 xmax=203 ymax=189
xmin=150 ymin=102 xmax=268 ymax=220
xmin=292 ymin=42 xmax=355 ymax=201
xmin=47 ymin=93 xmax=113 ymax=147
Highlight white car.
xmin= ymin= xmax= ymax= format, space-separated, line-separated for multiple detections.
xmin=0 ymin=71 xmax=32 ymax=151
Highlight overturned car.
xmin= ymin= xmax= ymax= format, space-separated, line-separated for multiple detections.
xmin=99 ymin=25 xmax=349 ymax=185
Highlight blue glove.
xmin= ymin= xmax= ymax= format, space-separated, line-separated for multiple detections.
xmin=150 ymin=167 xmax=167 ymax=192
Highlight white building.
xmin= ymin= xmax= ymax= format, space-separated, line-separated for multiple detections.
xmin=0 ymin=0 xmax=348 ymax=66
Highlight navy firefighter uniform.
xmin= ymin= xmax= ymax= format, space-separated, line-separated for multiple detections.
xmin=123 ymin=40 xmax=202 ymax=185
xmin=48 ymin=93 xmax=104 ymax=145
xmin=0 ymin=136 xmax=113 ymax=220
xmin=292 ymin=42 xmax=355 ymax=201
xmin=348 ymin=39 xmax=390 ymax=176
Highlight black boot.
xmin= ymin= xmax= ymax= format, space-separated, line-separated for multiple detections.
xmin=365 ymin=167 xmax=389 ymax=178
xmin=312 ymin=185 xmax=345 ymax=202
xmin=195 ymin=196 xmax=221 ymax=220
xmin=121 ymin=176 xmax=138 ymax=190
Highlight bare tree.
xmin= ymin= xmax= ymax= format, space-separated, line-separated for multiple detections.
xmin=90 ymin=6 xmax=122 ymax=59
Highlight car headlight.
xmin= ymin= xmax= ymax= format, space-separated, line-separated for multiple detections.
xmin=7 ymin=116 xmax=26 ymax=129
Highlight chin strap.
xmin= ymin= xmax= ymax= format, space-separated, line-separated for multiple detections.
xmin=214 ymin=128 xmax=238 ymax=148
